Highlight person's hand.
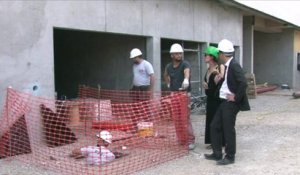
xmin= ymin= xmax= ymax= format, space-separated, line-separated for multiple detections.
xmin=214 ymin=74 xmax=222 ymax=84
xmin=211 ymin=69 xmax=218 ymax=75
xmin=182 ymin=78 xmax=189 ymax=89
xmin=70 ymin=148 xmax=82 ymax=158
xmin=148 ymin=90 xmax=154 ymax=99
xmin=203 ymin=82 xmax=208 ymax=89
xmin=226 ymin=94 xmax=235 ymax=102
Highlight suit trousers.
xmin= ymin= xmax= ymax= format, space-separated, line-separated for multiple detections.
xmin=210 ymin=100 xmax=239 ymax=157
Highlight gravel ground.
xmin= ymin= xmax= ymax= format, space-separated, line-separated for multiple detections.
xmin=1 ymin=89 xmax=299 ymax=175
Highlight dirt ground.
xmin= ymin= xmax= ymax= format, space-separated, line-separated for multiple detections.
xmin=135 ymin=89 xmax=300 ymax=175
xmin=1 ymin=89 xmax=299 ymax=175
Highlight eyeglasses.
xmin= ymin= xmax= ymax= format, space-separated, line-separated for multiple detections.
xmin=171 ymin=53 xmax=182 ymax=56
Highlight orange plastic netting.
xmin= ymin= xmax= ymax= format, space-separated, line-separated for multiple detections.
xmin=0 ymin=86 xmax=190 ymax=175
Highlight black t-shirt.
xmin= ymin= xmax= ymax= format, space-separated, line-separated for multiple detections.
xmin=166 ymin=60 xmax=191 ymax=92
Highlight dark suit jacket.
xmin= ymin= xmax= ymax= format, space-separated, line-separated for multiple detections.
xmin=226 ymin=59 xmax=250 ymax=111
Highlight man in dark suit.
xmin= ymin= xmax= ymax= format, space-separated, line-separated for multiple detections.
xmin=204 ymin=39 xmax=250 ymax=165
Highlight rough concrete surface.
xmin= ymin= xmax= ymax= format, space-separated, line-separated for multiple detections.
xmin=0 ymin=90 xmax=299 ymax=175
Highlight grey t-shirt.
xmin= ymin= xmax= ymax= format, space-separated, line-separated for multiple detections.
xmin=166 ymin=60 xmax=191 ymax=92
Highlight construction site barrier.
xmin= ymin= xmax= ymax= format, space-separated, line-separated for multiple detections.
xmin=0 ymin=86 xmax=190 ymax=175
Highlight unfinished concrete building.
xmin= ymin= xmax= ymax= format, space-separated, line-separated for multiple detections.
xmin=1 ymin=0 xmax=300 ymax=109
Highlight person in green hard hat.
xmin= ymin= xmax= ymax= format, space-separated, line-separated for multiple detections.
xmin=203 ymin=46 xmax=225 ymax=149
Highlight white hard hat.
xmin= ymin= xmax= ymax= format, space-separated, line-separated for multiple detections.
xmin=96 ymin=130 xmax=112 ymax=143
xmin=218 ymin=39 xmax=234 ymax=53
xmin=130 ymin=48 xmax=142 ymax=59
xmin=170 ymin=43 xmax=183 ymax=53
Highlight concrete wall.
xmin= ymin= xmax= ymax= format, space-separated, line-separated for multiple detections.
xmin=0 ymin=0 xmax=243 ymax=110
xmin=243 ymin=16 xmax=254 ymax=74
xmin=254 ymin=30 xmax=294 ymax=86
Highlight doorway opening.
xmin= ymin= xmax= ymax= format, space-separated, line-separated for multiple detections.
xmin=54 ymin=28 xmax=146 ymax=99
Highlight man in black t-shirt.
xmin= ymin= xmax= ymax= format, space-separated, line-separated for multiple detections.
xmin=164 ymin=43 xmax=195 ymax=150
xmin=165 ymin=60 xmax=191 ymax=92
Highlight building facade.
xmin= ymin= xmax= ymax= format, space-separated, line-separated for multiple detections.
xmin=1 ymin=0 xmax=300 ymax=111
xmin=0 ymin=0 xmax=244 ymax=106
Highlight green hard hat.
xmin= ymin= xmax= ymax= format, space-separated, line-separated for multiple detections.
xmin=205 ymin=46 xmax=219 ymax=61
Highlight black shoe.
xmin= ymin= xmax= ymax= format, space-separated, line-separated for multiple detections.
xmin=217 ymin=157 xmax=235 ymax=165
xmin=204 ymin=153 xmax=222 ymax=161
xmin=205 ymin=145 xmax=212 ymax=149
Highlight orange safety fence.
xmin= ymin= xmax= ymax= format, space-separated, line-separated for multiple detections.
xmin=0 ymin=86 xmax=190 ymax=175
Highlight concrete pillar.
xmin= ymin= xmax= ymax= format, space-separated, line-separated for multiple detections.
xmin=146 ymin=37 xmax=161 ymax=91
xmin=293 ymin=31 xmax=300 ymax=89
xmin=243 ymin=16 xmax=254 ymax=73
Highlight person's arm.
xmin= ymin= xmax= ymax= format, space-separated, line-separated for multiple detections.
xmin=183 ymin=68 xmax=190 ymax=80
xmin=233 ymin=63 xmax=248 ymax=102
xmin=214 ymin=64 xmax=225 ymax=85
xmin=146 ymin=62 xmax=155 ymax=91
xmin=203 ymin=70 xmax=209 ymax=91
xmin=164 ymin=66 xmax=170 ymax=88
xmin=149 ymin=74 xmax=155 ymax=91
xmin=227 ymin=62 xmax=247 ymax=102
xmin=219 ymin=64 xmax=225 ymax=78
xmin=182 ymin=61 xmax=191 ymax=90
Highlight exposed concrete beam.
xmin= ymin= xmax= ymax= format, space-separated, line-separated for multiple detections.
xmin=219 ymin=0 xmax=300 ymax=30
xmin=254 ymin=16 xmax=283 ymax=33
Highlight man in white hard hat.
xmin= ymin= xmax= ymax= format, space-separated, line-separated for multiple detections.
xmin=70 ymin=130 xmax=116 ymax=165
xmin=130 ymin=48 xmax=155 ymax=101
xmin=164 ymin=43 xmax=196 ymax=150
xmin=164 ymin=43 xmax=191 ymax=91
xmin=204 ymin=39 xmax=250 ymax=165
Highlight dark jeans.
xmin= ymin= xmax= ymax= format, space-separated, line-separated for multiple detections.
xmin=132 ymin=85 xmax=150 ymax=91
xmin=210 ymin=100 xmax=239 ymax=157
xmin=130 ymin=85 xmax=152 ymax=126
xmin=130 ymin=85 xmax=151 ymax=102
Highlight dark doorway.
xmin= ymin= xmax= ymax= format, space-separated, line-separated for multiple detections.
xmin=54 ymin=28 xmax=146 ymax=99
